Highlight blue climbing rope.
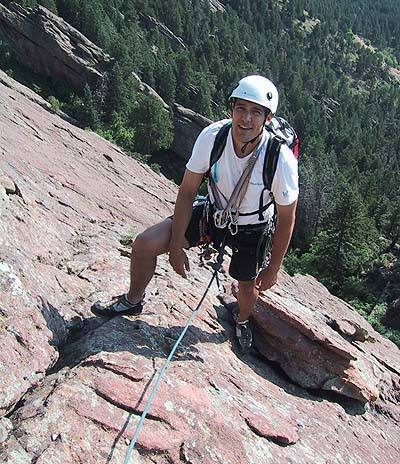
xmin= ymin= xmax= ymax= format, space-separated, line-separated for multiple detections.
xmin=123 ymin=245 xmax=225 ymax=463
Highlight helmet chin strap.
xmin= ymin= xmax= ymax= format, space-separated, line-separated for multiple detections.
xmin=240 ymin=115 xmax=268 ymax=154
xmin=240 ymin=131 xmax=262 ymax=154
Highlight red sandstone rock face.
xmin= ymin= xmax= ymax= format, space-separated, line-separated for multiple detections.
xmin=0 ymin=70 xmax=400 ymax=463
xmin=253 ymin=273 xmax=400 ymax=404
xmin=0 ymin=3 xmax=110 ymax=88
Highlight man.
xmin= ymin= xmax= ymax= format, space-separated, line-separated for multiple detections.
xmin=91 ymin=75 xmax=299 ymax=352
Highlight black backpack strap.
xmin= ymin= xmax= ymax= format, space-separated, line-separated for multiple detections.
xmin=208 ymin=121 xmax=232 ymax=174
xmin=263 ymin=136 xmax=281 ymax=191
xmin=238 ymin=135 xmax=282 ymax=220
xmin=258 ymin=136 xmax=281 ymax=220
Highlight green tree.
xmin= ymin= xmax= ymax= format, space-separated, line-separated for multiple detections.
xmin=104 ymin=63 xmax=136 ymax=121
xmin=0 ymin=40 xmax=11 ymax=69
xmin=297 ymin=181 xmax=380 ymax=293
xmin=384 ymin=200 xmax=400 ymax=252
xmin=4 ymin=0 xmax=38 ymax=7
xmin=129 ymin=94 xmax=173 ymax=155
xmin=81 ymin=84 xmax=100 ymax=128
xmin=190 ymin=72 xmax=215 ymax=118
xmin=156 ymin=61 xmax=177 ymax=104
xmin=64 ymin=85 xmax=100 ymax=128
xmin=109 ymin=111 xmax=136 ymax=153
xmin=38 ymin=0 xmax=57 ymax=12
xmin=174 ymin=52 xmax=194 ymax=107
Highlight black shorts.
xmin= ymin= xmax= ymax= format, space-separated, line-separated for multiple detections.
xmin=184 ymin=202 xmax=270 ymax=282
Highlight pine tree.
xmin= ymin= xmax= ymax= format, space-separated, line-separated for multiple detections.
xmin=81 ymin=84 xmax=100 ymax=128
xmin=129 ymin=94 xmax=173 ymax=155
xmin=104 ymin=63 xmax=135 ymax=121
xmin=298 ymin=180 xmax=380 ymax=292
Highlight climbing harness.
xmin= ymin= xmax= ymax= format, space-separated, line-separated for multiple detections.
xmin=123 ymin=242 xmax=226 ymax=464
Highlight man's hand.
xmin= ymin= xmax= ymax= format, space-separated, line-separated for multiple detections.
xmin=169 ymin=247 xmax=190 ymax=278
xmin=255 ymin=265 xmax=279 ymax=292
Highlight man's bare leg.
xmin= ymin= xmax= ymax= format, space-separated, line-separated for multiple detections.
xmin=127 ymin=218 xmax=189 ymax=304
xmin=126 ymin=219 xmax=172 ymax=303
xmin=236 ymin=280 xmax=258 ymax=322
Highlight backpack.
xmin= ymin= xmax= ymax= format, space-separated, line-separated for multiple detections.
xmin=207 ymin=117 xmax=299 ymax=221
xmin=266 ymin=117 xmax=300 ymax=159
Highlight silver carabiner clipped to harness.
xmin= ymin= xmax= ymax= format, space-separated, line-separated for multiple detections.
xmin=213 ymin=209 xmax=229 ymax=229
xmin=227 ymin=209 xmax=239 ymax=235
xmin=214 ymin=207 xmax=239 ymax=235
xmin=228 ymin=221 xmax=238 ymax=236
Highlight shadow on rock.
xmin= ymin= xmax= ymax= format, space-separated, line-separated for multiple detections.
xmin=307 ymin=389 xmax=368 ymax=416
xmin=48 ymin=308 xmax=228 ymax=374
xmin=242 ymin=348 xmax=367 ymax=416
xmin=40 ymin=297 xmax=105 ymax=348
xmin=39 ymin=297 xmax=71 ymax=347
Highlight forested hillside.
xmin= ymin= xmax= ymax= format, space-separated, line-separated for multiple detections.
xmin=1 ymin=0 xmax=399 ymax=345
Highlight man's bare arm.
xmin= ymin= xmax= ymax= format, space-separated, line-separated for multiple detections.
xmin=169 ymin=169 xmax=204 ymax=277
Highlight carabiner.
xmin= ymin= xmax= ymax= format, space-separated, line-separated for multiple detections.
xmin=214 ymin=209 xmax=228 ymax=229
xmin=228 ymin=209 xmax=239 ymax=224
xmin=228 ymin=221 xmax=238 ymax=236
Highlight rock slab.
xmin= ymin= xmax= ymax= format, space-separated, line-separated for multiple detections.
xmin=0 ymin=70 xmax=399 ymax=463
xmin=0 ymin=3 xmax=110 ymax=88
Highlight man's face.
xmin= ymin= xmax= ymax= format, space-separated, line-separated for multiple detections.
xmin=231 ymin=98 xmax=271 ymax=146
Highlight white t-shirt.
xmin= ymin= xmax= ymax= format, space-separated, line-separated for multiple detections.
xmin=186 ymin=119 xmax=299 ymax=225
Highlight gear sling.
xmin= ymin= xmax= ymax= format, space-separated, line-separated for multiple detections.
xmin=198 ymin=121 xmax=282 ymax=241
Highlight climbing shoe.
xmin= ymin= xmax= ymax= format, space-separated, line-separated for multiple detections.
xmin=235 ymin=320 xmax=253 ymax=353
xmin=91 ymin=294 xmax=144 ymax=317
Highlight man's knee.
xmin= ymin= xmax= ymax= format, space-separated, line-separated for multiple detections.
xmin=132 ymin=231 xmax=153 ymax=255
xmin=132 ymin=220 xmax=172 ymax=257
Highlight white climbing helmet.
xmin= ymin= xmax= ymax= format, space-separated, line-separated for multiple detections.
xmin=230 ymin=75 xmax=279 ymax=114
